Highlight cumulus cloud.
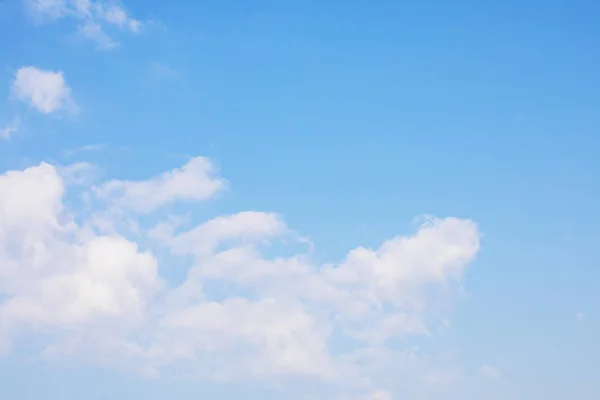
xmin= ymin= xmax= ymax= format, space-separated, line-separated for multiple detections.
xmin=0 ymin=116 xmax=20 ymax=139
xmin=12 ymin=66 xmax=76 ymax=114
xmin=25 ymin=0 xmax=142 ymax=49
xmin=0 ymin=157 xmax=481 ymax=397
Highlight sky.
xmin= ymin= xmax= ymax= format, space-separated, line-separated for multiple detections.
xmin=0 ymin=0 xmax=599 ymax=399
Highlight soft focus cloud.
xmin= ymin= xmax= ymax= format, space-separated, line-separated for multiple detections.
xmin=479 ymin=365 xmax=500 ymax=379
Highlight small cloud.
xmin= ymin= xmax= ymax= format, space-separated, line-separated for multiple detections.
xmin=576 ymin=312 xmax=585 ymax=321
xmin=12 ymin=66 xmax=77 ymax=114
xmin=479 ymin=365 xmax=500 ymax=379
xmin=0 ymin=115 xmax=20 ymax=139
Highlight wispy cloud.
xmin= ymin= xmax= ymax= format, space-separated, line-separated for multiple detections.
xmin=479 ymin=365 xmax=501 ymax=379
xmin=25 ymin=0 xmax=143 ymax=49
xmin=151 ymin=62 xmax=180 ymax=78
xmin=64 ymin=143 xmax=106 ymax=158
xmin=0 ymin=116 xmax=20 ymax=139
xmin=78 ymin=21 xmax=117 ymax=50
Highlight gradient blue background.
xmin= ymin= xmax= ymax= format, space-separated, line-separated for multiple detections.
xmin=1 ymin=0 xmax=599 ymax=398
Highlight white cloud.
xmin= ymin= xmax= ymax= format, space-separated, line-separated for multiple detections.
xmin=0 ymin=162 xmax=160 ymax=357
xmin=170 ymin=211 xmax=287 ymax=255
xmin=95 ymin=156 xmax=226 ymax=213
xmin=479 ymin=365 xmax=500 ymax=379
xmin=0 ymin=157 xmax=481 ymax=397
xmin=12 ymin=66 xmax=76 ymax=114
xmin=576 ymin=312 xmax=585 ymax=321
xmin=25 ymin=0 xmax=142 ymax=49
xmin=156 ymin=297 xmax=334 ymax=380
xmin=0 ymin=116 xmax=20 ymax=139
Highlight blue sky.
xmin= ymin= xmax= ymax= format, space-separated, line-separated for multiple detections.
xmin=0 ymin=1 xmax=599 ymax=399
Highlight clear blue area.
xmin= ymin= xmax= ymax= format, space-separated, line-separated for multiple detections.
xmin=1 ymin=0 xmax=599 ymax=399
